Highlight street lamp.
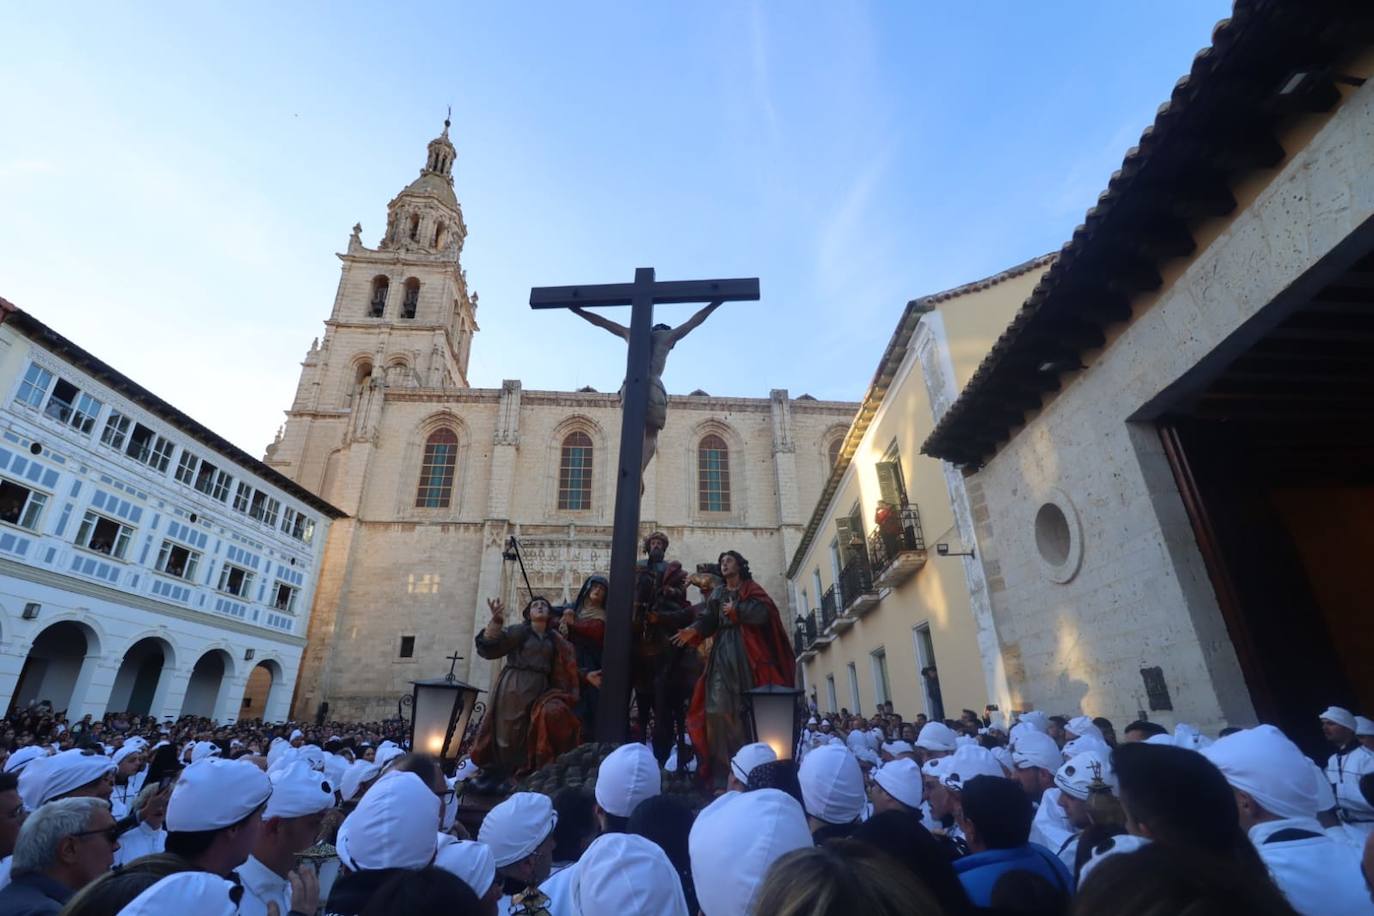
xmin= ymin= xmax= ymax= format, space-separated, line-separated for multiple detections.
xmin=745 ymin=684 xmax=804 ymax=760
xmin=410 ymin=651 xmax=483 ymax=768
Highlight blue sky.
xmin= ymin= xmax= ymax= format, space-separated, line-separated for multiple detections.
xmin=1 ymin=2 xmax=1233 ymax=454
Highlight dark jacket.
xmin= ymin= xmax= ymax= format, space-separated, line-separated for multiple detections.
xmin=0 ymin=872 xmax=73 ymax=916
xmin=324 ymin=868 xmax=407 ymax=916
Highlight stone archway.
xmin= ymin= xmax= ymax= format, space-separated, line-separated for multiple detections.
xmin=9 ymin=620 xmax=99 ymax=715
xmin=179 ymin=649 xmax=234 ymax=720
xmin=240 ymin=659 xmax=283 ymax=722
xmin=107 ymin=637 xmax=176 ymax=716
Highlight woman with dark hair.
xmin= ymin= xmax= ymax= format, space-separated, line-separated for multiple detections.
xmin=1073 ymin=842 xmax=1299 ymax=916
xmin=358 ymin=865 xmax=482 ymax=916
xmin=851 ymin=809 xmax=973 ymax=915
xmin=471 ymin=596 xmax=581 ymax=784
xmin=627 ymin=794 xmax=699 ymax=914
xmin=560 ymin=575 xmax=608 ymax=736
xmin=1111 ymin=742 xmax=1270 ymax=883
xmin=673 ymin=550 xmax=795 ymax=786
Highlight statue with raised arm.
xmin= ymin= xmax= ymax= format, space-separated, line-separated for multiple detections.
xmin=570 ymin=300 xmax=721 ymax=476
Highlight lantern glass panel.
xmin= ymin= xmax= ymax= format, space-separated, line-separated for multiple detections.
xmin=412 ymin=682 xmax=461 ymax=758
xmin=749 ymin=686 xmax=801 ymax=760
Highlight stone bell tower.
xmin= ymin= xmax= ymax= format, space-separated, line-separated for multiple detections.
xmin=266 ymin=117 xmax=479 ymax=506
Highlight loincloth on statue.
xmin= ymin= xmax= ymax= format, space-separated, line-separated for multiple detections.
xmin=618 ymin=378 xmax=668 ymax=431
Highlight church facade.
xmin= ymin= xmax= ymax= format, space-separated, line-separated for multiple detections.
xmin=268 ymin=122 xmax=857 ymax=720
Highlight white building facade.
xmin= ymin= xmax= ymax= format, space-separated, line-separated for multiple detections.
xmin=0 ymin=303 xmax=343 ymax=724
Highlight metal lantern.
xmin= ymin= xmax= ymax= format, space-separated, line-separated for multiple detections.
xmin=410 ymin=675 xmax=482 ymax=763
xmin=745 ymin=684 xmax=805 ymax=760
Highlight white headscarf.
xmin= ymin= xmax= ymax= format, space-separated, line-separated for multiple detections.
xmin=1201 ymin=725 xmax=1319 ymax=820
xmin=689 ymin=790 xmax=811 ymax=916
xmin=573 ymin=833 xmax=688 ymax=916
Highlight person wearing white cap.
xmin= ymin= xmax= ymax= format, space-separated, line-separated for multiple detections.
xmin=1319 ymin=705 xmax=1374 ymax=840
xmin=339 ymin=760 xmax=382 ymax=804
xmin=113 ymin=782 xmax=170 ymax=867
xmin=1052 ymin=750 xmax=1119 ymax=872
xmin=879 ymin=739 xmax=915 ymax=762
xmin=478 ymin=792 xmax=558 ymax=916
xmin=109 ymin=745 xmax=146 ymax=820
xmin=165 ymin=757 xmax=273 ymax=878
xmin=571 ymin=832 xmax=687 ymax=916
xmin=1018 ymin=710 xmax=1050 ymax=734
xmin=1357 ymin=716 xmax=1374 ymax=753
xmin=797 ymin=744 xmax=866 ymax=840
xmin=593 ymin=743 xmax=661 ymax=831
xmin=1011 ymin=730 xmax=1075 ymax=854
xmin=689 ymin=789 xmax=810 ymax=916
xmin=289 ymin=729 xmax=305 ymax=748
xmin=189 ymin=741 xmax=222 ymax=763
xmin=117 ymin=870 xmax=241 ymax=916
xmin=435 ymin=835 xmax=500 ymax=913
xmin=236 ymin=761 xmax=333 ymax=916
xmin=870 ymin=757 xmax=923 ymax=817
xmin=1201 ymin=725 xmax=1368 ymax=915
xmin=327 ymin=770 xmax=441 ymax=915
xmin=3 ymin=747 xmax=50 ymax=776
xmin=913 ymin=721 xmax=959 ymax=764
xmin=1064 ymin=715 xmax=1105 ymax=745
xmin=18 ymin=749 xmax=115 ymax=811
xmin=727 ymin=742 xmax=775 ymax=793
xmin=1061 ymin=733 xmax=1111 ymax=763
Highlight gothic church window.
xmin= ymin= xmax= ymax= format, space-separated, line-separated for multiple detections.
xmin=369 ymin=277 xmax=389 ymax=318
xmin=558 ymin=432 xmax=593 ymax=511
xmin=828 ymin=436 xmax=843 ymax=470
xmin=698 ymin=434 xmax=731 ymax=512
xmin=402 ymin=278 xmax=420 ymax=319
xmin=433 ymin=221 xmax=445 ymax=248
xmin=408 ymin=213 xmax=420 ymax=241
xmin=415 ymin=428 xmax=458 ymax=508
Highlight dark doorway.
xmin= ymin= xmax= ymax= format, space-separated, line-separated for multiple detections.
xmin=1156 ymin=240 xmax=1374 ymax=756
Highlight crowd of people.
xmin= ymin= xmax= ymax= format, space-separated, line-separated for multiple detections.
xmin=0 ymin=698 xmax=1372 ymax=914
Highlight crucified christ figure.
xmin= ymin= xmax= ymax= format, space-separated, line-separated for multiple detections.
xmin=571 ymin=300 xmax=722 ymax=478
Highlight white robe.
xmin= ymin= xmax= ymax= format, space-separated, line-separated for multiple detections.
xmin=539 ymin=861 xmax=578 ymax=916
xmin=1325 ymin=745 xmax=1374 ymax=841
xmin=1249 ymin=817 xmax=1370 ymax=916
xmin=1030 ymin=788 xmax=1075 ymax=855
xmin=113 ymin=822 xmax=166 ymax=866
xmin=236 ymin=854 xmax=291 ymax=916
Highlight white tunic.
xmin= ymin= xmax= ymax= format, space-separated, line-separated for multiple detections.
xmin=113 ymin=822 xmax=166 ymax=866
xmin=1249 ymin=817 xmax=1371 ymax=916
xmin=539 ymin=861 xmax=578 ymax=916
xmin=236 ymin=854 xmax=291 ymax=916
xmin=1325 ymin=745 xmax=1374 ymax=841
xmin=1030 ymin=787 xmax=1075 ymax=855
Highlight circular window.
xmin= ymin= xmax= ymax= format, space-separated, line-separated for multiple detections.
xmin=29 ymin=442 xmax=42 ymax=455
xmin=1034 ymin=489 xmax=1083 ymax=584
xmin=189 ymin=513 xmax=198 ymax=524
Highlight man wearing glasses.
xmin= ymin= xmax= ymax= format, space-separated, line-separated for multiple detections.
xmin=0 ymin=796 xmax=117 ymax=914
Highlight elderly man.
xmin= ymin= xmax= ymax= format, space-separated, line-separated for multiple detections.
xmin=479 ymin=792 xmax=558 ymax=915
xmin=1319 ymin=706 xmax=1374 ymax=841
xmin=0 ymin=796 xmax=118 ymax=915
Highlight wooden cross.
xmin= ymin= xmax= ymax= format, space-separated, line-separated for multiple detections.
xmin=530 ymin=267 xmax=760 ymax=742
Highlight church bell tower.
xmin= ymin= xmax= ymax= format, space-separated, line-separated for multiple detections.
xmin=266 ymin=118 xmax=479 ymax=501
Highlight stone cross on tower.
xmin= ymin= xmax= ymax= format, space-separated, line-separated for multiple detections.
xmin=530 ymin=267 xmax=760 ymax=742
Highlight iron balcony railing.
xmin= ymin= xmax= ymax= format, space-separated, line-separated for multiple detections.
xmin=820 ymin=588 xmax=838 ymax=630
xmin=868 ymin=502 xmax=926 ymax=577
xmin=793 ymin=611 xmax=820 ymax=656
xmin=839 ymin=555 xmax=874 ymax=606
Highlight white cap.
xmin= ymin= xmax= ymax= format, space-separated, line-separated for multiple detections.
xmin=435 ymin=835 xmax=497 ymax=898
xmin=881 ymin=740 xmax=914 ymax=757
xmin=264 ymin=761 xmax=335 ymax=820
xmin=1054 ymin=751 xmax=1117 ymax=801
xmin=289 ymin=729 xmax=304 ymax=741
xmin=376 ymin=742 xmax=406 ymax=768
xmin=1012 ymin=731 xmax=1062 ymax=773
xmin=479 ymin=792 xmax=558 ymax=868
xmin=940 ymin=745 xmax=1005 ymax=792
xmin=1078 ymin=834 xmax=1150 ymax=886
xmin=1201 ymin=725 xmax=1319 ymax=820
xmin=729 ymin=742 xmax=777 ymax=786
xmin=689 ymin=789 xmax=811 ymax=916
xmin=266 ymin=738 xmax=290 ymax=769
xmin=990 ymin=746 xmax=1015 ymax=775
xmin=798 ymin=744 xmax=865 ymax=825
xmin=340 ymin=760 xmax=382 ymax=802
xmin=1320 ymin=707 xmax=1357 ymax=731
xmin=954 ymin=735 xmax=978 ymax=749
xmin=915 ymin=722 xmax=958 ymax=753
xmin=166 ymin=757 xmax=272 ymax=831
xmin=189 ymin=741 xmax=221 ymax=762
xmin=1018 ymin=711 xmax=1050 ymax=733
xmin=4 ymin=745 xmax=50 ymax=775
xmin=112 ymin=744 xmax=144 ymax=767
xmin=18 ymin=749 xmax=116 ymax=810
xmin=1169 ymin=723 xmax=1213 ymax=751
xmin=117 ymin=872 xmax=239 ymax=915
xmin=594 ymin=743 xmax=661 ymax=818
xmin=1357 ymin=717 xmax=1374 ymax=738
xmin=336 ymin=770 xmax=439 ymax=870
xmin=1062 ymin=735 xmax=1111 ymax=761
xmin=572 ymin=832 xmax=689 ymax=916
xmin=872 ymin=757 xmax=923 ymax=809
xmin=1066 ymin=716 xmax=1104 ymax=743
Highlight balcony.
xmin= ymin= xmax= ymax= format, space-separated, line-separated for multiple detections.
xmin=824 ymin=584 xmax=853 ymax=631
xmin=814 ymin=602 xmax=836 ymax=648
xmin=839 ymin=554 xmax=879 ymax=617
xmin=868 ymin=502 xmax=927 ymax=589
xmin=793 ymin=611 xmax=818 ymax=661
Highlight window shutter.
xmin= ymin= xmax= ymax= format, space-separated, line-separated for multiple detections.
xmin=875 ymin=460 xmax=906 ymax=506
xmin=835 ymin=516 xmax=855 ymax=564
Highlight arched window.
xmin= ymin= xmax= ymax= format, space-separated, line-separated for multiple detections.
xmin=433 ymin=221 xmax=445 ymax=248
xmin=558 ymin=432 xmax=593 ymax=511
xmin=408 ymin=213 xmax=421 ymax=241
xmin=402 ymin=278 xmax=420 ymax=319
xmin=415 ymin=428 xmax=458 ymax=508
xmin=368 ymin=277 xmax=389 ymax=318
xmin=828 ymin=436 xmax=843 ymax=470
xmin=698 ymin=434 xmax=731 ymax=512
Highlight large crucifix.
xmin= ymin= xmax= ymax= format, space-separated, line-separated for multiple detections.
xmin=530 ymin=267 xmax=760 ymax=742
